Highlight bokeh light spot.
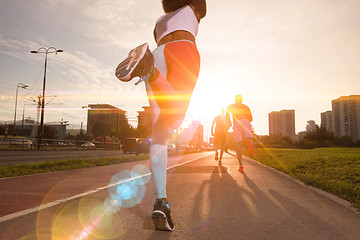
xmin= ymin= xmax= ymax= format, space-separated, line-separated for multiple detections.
xmin=116 ymin=180 xmax=138 ymax=200
xmin=130 ymin=164 xmax=151 ymax=185
xmin=104 ymin=194 xmax=122 ymax=213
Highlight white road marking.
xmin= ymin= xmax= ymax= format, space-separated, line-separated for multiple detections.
xmin=0 ymin=153 xmax=212 ymax=223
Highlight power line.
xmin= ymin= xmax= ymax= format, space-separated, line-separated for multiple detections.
xmin=0 ymin=81 xmax=13 ymax=86
xmin=0 ymin=86 xmax=13 ymax=94
xmin=0 ymin=83 xmax=12 ymax=87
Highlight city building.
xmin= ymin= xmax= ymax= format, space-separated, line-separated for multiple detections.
xmin=331 ymin=95 xmax=360 ymax=141
xmin=0 ymin=118 xmax=68 ymax=140
xmin=0 ymin=119 xmax=37 ymax=138
xmin=138 ymin=106 xmax=152 ymax=126
xmin=46 ymin=121 xmax=69 ymax=140
xmin=86 ymin=104 xmax=127 ymax=138
xmin=137 ymin=106 xmax=153 ymax=138
xmin=321 ymin=110 xmax=334 ymax=132
xmin=268 ymin=110 xmax=296 ymax=140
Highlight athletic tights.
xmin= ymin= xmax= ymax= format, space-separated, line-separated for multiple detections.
xmin=146 ymin=40 xmax=200 ymax=199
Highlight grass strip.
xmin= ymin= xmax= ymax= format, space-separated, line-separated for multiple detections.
xmin=252 ymin=147 xmax=360 ymax=210
xmin=0 ymin=155 xmax=149 ymax=178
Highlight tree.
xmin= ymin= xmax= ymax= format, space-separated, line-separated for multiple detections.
xmin=112 ymin=113 xmax=135 ymax=141
xmin=304 ymin=125 xmax=334 ymax=147
xmin=260 ymin=134 xmax=294 ymax=148
xmin=135 ymin=124 xmax=151 ymax=138
xmin=333 ymin=135 xmax=356 ymax=147
xmin=91 ymin=121 xmax=111 ymax=138
xmin=117 ymin=122 xmax=134 ymax=141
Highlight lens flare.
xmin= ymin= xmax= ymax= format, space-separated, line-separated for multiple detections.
xmin=130 ymin=164 xmax=151 ymax=186
xmin=78 ymin=197 xmax=125 ymax=239
xmin=108 ymin=170 xmax=131 ymax=196
xmin=73 ymin=165 xmax=151 ymax=239
xmin=51 ymin=201 xmax=86 ymax=240
xmin=74 ymin=216 xmax=101 ymax=240
xmin=43 ymin=165 xmax=152 ymax=240
xmin=104 ymin=194 xmax=123 ymax=213
xmin=108 ymin=165 xmax=150 ymax=206
xmin=116 ymin=180 xmax=138 ymax=200
xmin=121 ymin=184 xmax=146 ymax=209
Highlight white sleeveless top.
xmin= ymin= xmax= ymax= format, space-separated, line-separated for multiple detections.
xmin=155 ymin=5 xmax=199 ymax=43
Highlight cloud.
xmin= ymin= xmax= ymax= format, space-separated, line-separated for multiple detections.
xmin=0 ymin=34 xmax=43 ymax=60
xmin=37 ymin=0 xmax=161 ymax=50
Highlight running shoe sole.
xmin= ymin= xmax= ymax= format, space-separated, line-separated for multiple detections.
xmin=151 ymin=211 xmax=175 ymax=231
xmin=115 ymin=43 xmax=149 ymax=82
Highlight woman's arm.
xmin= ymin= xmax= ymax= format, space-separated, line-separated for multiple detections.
xmin=190 ymin=0 xmax=206 ymax=22
xmin=153 ymin=28 xmax=158 ymax=43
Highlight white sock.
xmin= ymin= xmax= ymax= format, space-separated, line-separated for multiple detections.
xmin=150 ymin=144 xmax=168 ymax=199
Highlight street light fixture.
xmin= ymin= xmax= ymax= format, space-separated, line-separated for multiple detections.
xmin=13 ymin=83 xmax=28 ymax=135
xmin=30 ymin=47 xmax=63 ymax=148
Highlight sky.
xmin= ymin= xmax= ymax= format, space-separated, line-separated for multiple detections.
xmin=1 ymin=0 xmax=360 ymax=139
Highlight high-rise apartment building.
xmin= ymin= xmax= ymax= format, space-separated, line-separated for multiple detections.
xmin=331 ymin=95 xmax=360 ymax=141
xmin=320 ymin=110 xmax=334 ymax=132
xmin=137 ymin=106 xmax=152 ymax=137
xmin=269 ymin=110 xmax=295 ymax=140
xmin=137 ymin=106 xmax=152 ymax=129
xmin=86 ymin=104 xmax=126 ymax=137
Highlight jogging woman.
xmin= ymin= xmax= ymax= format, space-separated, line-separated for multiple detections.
xmin=115 ymin=0 xmax=206 ymax=231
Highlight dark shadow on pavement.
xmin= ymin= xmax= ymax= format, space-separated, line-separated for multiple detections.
xmin=268 ymin=189 xmax=347 ymax=240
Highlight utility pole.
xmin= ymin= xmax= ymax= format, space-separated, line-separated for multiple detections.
xmin=30 ymin=47 xmax=63 ymax=148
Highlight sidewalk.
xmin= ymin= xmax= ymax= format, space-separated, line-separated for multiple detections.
xmin=0 ymin=152 xmax=359 ymax=240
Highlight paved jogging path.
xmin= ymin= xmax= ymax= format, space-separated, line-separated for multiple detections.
xmin=0 ymin=152 xmax=359 ymax=240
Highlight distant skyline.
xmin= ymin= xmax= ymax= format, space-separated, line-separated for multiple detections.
xmin=1 ymin=0 xmax=360 ymax=136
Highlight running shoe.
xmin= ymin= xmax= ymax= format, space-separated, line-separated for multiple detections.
xmin=215 ymin=152 xmax=219 ymax=161
xmin=151 ymin=199 xmax=175 ymax=231
xmin=115 ymin=43 xmax=154 ymax=85
xmin=239 ymin=165 xmax=244 ymax=172
xmin=218 ymin=160 xmax=222 ymax=166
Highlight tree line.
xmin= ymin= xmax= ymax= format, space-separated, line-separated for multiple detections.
xmin=255 ymin=125 xmax=360 ymax=149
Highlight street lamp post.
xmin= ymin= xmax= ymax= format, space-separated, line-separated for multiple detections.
xmin=14 ymin=83 xmax=28 ymax=136
xmin=31 ymin=47 xmax=63 ymax=148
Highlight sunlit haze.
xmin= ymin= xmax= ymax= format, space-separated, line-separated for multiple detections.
xmin=1 ymin=0 xmax=360 ymax=138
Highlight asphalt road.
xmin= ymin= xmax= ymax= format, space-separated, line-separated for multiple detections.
xmin=0 ymin=150 xmax=127 ymax=166
xmin=0 ymin=152 xmax=359 ymax=240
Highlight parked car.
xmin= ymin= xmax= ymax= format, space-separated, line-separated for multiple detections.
xmin=122 ymin=138 xmax=138 ymax=154
xmin=167 ymin=144 xmax=176 ymax=152
xmin=80 ymin=142 xmax=96 ymax=149
xmin=177 ymin=144 xmax=190 ymax=153
xmin=23 ymin=139 xmax=33 ymax=149
xmin=136 ymin=139 xmax=151 ymax=155
xmin=57 ymin=141 xmax=66 ymax=146
xmin=9 ymin=138 xmax=33 ymax=148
